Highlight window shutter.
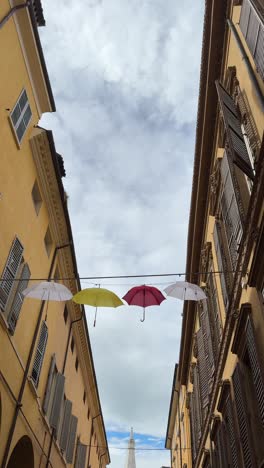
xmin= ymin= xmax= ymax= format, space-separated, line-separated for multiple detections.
xmin=213 ymin=221 xmax=230 ymax=309
xmin=60 ymin=399 xmax=72 ymax=452
xmin=246 ymin=318 xmax=264 ymax=427
xmin=224 ymin=394 xmax=240 ymax=468
xmin=215 ymin=81 xmax=254 ymax=179
xmin=75 ymin=441 xmax=87 ymax=468
xmin=200 ymin=301 xmax=215 ymax=372
xmin=7 ymin=263 xmax=31 ymax=334
xmin=240 ymin=0 xmax=264 ymax=80
xmin=0 ymin=238 xmax=24 ymax=310
xmin=196 ymin=328 xmax=210 ymax=412
xmin=207 ymin=272 xmax=222 ymax=358
xmin=42 ymin=354 xmax=56 ymax=414
xmin=66 ymin=415 xmax=78 ymax=463
xmin=50 ymin=372 xmax=65 ymax=431
xmin=220 ymin=153 xmax=243 ymax=269
xmin=232 ymin=364 xmax=255 ymax=467
xmin=189 ymin=394 xmax=197 ymax=462
xmin=193 ymin=365 xmax=203 ymax=442
xmin=31 ymin=321 xmax=48 ymax=387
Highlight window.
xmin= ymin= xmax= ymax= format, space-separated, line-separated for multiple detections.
xmin=0 ymin=237 xmax=24 ymax=311
xmin=240 ymin=0 xmax=264 ymax=80
xmin=31 ymin=321 xmax=48 ymax=387
xmin=10 ymin=89 xmax=32 ymax=143
xmin=44 ymin=227 xmax=53 ymax=257
xmin=71 ymin=337 xmax=75 ymax=353
xmin=74 ymin=441 xmax=87 ymax=467
xmin=63 ymin=307 xmax=68 ymax=324
xmin=0 ymin=238 xmax=31 ymax=333
xmin=31 ymin=181 xmax=42 ymax=215
xmin=83 ymin=391 xmax=86 ymax=404
xmin=75 ymin=357 xmax=79 ymax=371
xmin=87 ymin=408 xmax=90 ymax=420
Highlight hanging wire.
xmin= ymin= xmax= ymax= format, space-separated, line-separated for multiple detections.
xmin=0 ymin=269 xmax=242 ymax=284
xmin=80 ymin=443 xmax=192 ymax=451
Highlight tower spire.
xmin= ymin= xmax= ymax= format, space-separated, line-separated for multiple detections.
xmin=125 ymin=427 xmax=136 ymax=468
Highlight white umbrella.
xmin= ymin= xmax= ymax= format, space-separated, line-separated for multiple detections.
xmin=164 ymin=281 xmax=206 ymax=301
xmin=22 ymin=281 xmax=72 ymax=301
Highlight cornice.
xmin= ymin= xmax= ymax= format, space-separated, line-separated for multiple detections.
xmin=30 ymin=129 xmax=110 ymax=461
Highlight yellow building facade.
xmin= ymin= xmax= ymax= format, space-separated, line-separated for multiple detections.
xmin=0 ymin=2 xmax=110 ymax=468
xmin=166 ymin=0 xmax=264 ymax=466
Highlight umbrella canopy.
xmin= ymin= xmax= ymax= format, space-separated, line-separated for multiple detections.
xmin=123 ymin=285 xmax=166 ymax=322
xmin=72 ymin=287 xmax=123 ymax=327
xmin=164 ymin=281 xmax=206 ymax=301
xmin=22 ymin=281 xmax=73 ymax=301
xmin=72 ymin=287 xmax=123 ymax=307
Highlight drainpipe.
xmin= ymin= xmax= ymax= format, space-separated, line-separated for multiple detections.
xmin=227 ymin=19 xmax=264 ymax=110
xmin=1 ymin=243 xmax=71 ymax=468
xmin=45 ymin=312 xmax=84 ymax=468
xmin=0 ymin=1 xmax=30 ymax=29
xmin=87 ymin=413 xmax=101 ymax=468
xmin=99 ymin=452 xmax=106 ymax=468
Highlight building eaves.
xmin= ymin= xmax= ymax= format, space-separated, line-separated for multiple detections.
xmin=28 ymin=0 xmax=56 ymax=112
xmin=165 ymin=364 xmax=178 ymax=449
xmin=178 ymin=0 xmax=230 ymax=385
xmin=45 ymin=129 xmax=110 ymax=464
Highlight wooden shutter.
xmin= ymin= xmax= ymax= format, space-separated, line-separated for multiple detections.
xmin=66 ymin=415 xmax=78 ymax=463
xmin=189 ymin=394 xmax=197 ymax=462
xmin=246 ymin=318 xmax=264 ymax=427
xmin=240 ymin=0 xmax=264 ymax=80
xmin=31 ymin=321 xmax=48 ymax=387
xmin=224 ymin=394 xmax=240 ymax=468
xmin=213 ymin=221 xmax=230 ymax=309
xmin=7 ymin=263 xmax=31 ymax=334
xmin=196 ymin=328 xmax=210 ymax=411
xmin=216 ymin=81 xmax=254 ymax=179
xmin=200 ymin=301 xmax=215 ymax=372
xmin=50 ymin=372 xmax=65 ymax=431
xmin=42 ymin=354 xmax=56 ymax=414
xmin=220 ymin=153 xmax=243 ymax=269
xmin=207 ymin=272 xmax=222 ymax=359
xmin=0 ymin=238 xmax=23 ymax=310
xmin=75 ymin=441 xmax=87 ymax=468
xmin=193 ymin=365 xmax=202 ymax=442
xmin=232 ymin=364 xmax=255 ymax=467
xmin=237 ymin=90 xmax=261 ymax=160
xmin=60 ymin=399 xmax=72 ymax=452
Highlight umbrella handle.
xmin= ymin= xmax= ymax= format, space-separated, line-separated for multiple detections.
xmin=140 ymin=308 xmax=145 ymax=322
xmin=93 ymin=307 xmax=98 ymax=327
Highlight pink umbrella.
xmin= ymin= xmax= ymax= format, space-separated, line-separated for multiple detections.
xmin=123 ymin=285 xmax=166 ymax=322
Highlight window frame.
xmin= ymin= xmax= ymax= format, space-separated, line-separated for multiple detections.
xmin=9 ymin=89 xmax=32 ymax=145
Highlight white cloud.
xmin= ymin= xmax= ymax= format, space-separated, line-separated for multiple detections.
xmin=39 ymin=0 xmax=204 ymax=466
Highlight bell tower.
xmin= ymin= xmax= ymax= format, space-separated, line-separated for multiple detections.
xmin=125 ymin=428 xmax=136 ymax=468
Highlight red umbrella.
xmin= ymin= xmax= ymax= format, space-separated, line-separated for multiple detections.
xmin=123 ymin=285 xmax=166 ymax=322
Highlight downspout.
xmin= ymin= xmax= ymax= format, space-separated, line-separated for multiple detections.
xmin=1 ymin=243 xmax=71 ymax=468
xmin=227 ymin=19 xmax=264 ymax=110
xmin=0 ymin=1 xmax=30 ymax=29
xmin=45 ymin=313 xmax=84 ymax=468
xmin=87 ymin=413 xmax=101 ymax=468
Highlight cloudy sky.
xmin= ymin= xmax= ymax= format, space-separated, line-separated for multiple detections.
xmin=40 ymin=1 xmax=204 ymax=466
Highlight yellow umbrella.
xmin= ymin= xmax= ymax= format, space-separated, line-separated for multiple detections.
xmin=72 ymin=287 xmax=123 ymax=326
